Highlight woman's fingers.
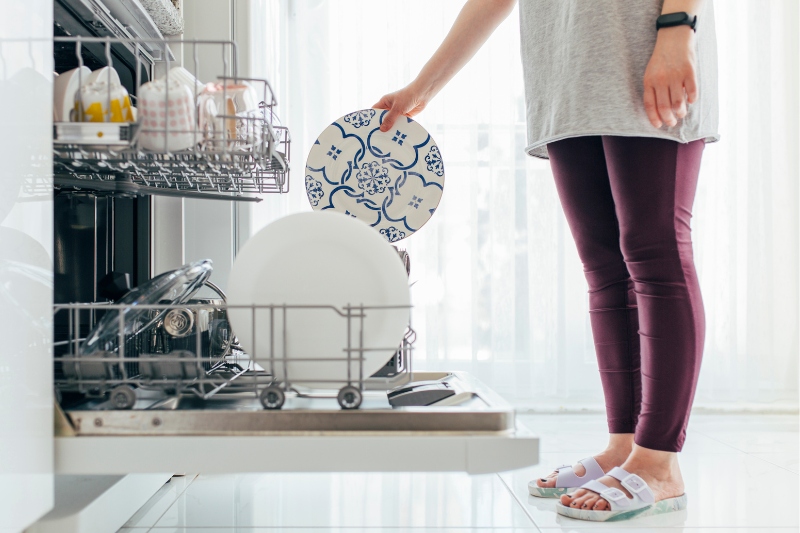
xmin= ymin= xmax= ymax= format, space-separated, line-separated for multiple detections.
xmin=372 ymin=93 xmax=400 ymax=132
xmin=381 ymin=106 xmax=403 ymax=132
xmin=643 ymin=27 xmax=697 ymax=129
xmin=684 ymin=72 xmax=699 ymax=104
xmin=645 ymin=77 xmax=693 ymax=127
xmin=655 ymin=84 xmax=677 ymax=127
xmin=670 ymin=82 xmax=687 ymax=119
xmin=373 ymin=87 xmax=427 ymax=132
xmin=643 ymin=85 xmax=662 ymax=128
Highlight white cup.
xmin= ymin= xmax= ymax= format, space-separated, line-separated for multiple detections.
xmin=138 ymin=78 xmax=196 ymax=152
xmin=86 ymin=66 xmax=121 ymax=87
xmin=197 ymin=93 xmax=219 ymax=138
xmin=74 ymin=80 xmax=134 ymax=123
xmin=168 ymin=66 xmax=205 ymax=97
xmin=199 ymin=82 xmax=264 ymax=148
xmin=198 ymin=83 xmax=238 ymax=144
xmin=225 ymin=82 xmax=260 ymax=114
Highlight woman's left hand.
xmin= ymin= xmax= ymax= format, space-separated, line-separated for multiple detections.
xmin=643 ymin=26 xmax=698 ymax=128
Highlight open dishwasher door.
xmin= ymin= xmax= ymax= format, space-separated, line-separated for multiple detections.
xmin=55 ymin=371 xmax=538 ymax=475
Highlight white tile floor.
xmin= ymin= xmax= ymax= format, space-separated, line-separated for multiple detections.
xmin=118 ymin=413 xmax=798 ymax=532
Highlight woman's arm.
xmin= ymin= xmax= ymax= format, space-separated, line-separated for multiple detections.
xmin=643 ymin=0 xmax=704 ymax=128
xmin=373 ymin=0 xmax=517 ymax=132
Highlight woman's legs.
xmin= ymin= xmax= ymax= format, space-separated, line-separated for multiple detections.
xmin=536 ymin=136 xmax=639 ymax=488
xmin=602 ymin=135 xmax=705 ymax=453
xmin=548 ymin=136 xmax=643 ymax=433
xmin=559 ymin=135 xmax=705 ymax=510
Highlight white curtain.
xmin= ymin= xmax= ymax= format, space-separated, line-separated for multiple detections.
xmin=252 ymin=0 xmax=799 ymax=411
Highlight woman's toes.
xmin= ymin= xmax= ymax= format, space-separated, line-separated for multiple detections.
xmin=570 ymin=493 xmax=590 ymax=508
xmin=562 ymin=488 xmax=584 ymax=504
xmin=592 ymin=498 xmax=609 ymax=511
xmin=572 ymin=488 xmax=586 ymax=498
xmin=536 ymin=472 xmax=557 ymax=487
xmin=580 ymin=494 xmax=598 ymax=509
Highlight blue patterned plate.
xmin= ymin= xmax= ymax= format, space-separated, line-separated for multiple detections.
xmin=305 ymin=108 xmax=445 ymax=242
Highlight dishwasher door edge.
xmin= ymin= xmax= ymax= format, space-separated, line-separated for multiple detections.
xmin=55 ymin=425 xmax=539 ymax=475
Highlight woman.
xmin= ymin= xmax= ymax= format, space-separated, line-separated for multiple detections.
xmin=374 ymin=0 xmax=718 ymax=522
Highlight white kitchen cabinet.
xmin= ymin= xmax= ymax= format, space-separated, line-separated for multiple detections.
xmin=0 ymin=2 xmax=55 ymax=531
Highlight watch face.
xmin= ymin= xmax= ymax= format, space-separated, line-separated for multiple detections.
xmin=661 ymin=12 xmax=689 ymax=25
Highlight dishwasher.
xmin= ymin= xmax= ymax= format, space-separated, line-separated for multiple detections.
xmin=49 ymin=0 xmax=539 ymax=479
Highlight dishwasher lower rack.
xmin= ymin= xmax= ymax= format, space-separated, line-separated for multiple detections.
xmin=54 ymin=301 xmax=415 ymax=411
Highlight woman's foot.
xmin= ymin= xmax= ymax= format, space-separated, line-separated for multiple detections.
xmin=536 ymin=434 xmax=633 ymax=489
xmin=560 ymin=444 xmax=685 ymax=510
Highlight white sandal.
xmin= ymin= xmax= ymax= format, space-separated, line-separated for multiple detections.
xmin=555 ymin=466 xmax=688 ymax=522
xmin=528 ymin=456 xmax=606 ymax=498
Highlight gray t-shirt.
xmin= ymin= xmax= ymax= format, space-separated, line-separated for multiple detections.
xmin=519 ymin=1 xmax=720 ymax=159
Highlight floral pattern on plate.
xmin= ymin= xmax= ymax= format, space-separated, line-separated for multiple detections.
xmin=380 ymin=226 xmax=406 ymax=243
xmin=305 ymin=175 xmax=324 ymax=206
xmin=343 ymin=109 xmax=376 ymax=129
xmin=304 ymin=108 xmax=445 ymax=243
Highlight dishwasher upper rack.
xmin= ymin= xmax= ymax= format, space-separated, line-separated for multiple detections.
xmin=52 ymin=36 xmax=290 ymax=200
xmin=54 ymin=301 xmax=414 ymax=410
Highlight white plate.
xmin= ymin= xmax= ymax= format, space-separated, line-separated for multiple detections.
xmin=226 ymin=211 xmax=410 ymax=388
xmin=305 ymin=108 xmax=445 ymax=243
xmin=53 ymin=66 xmax=90 ymax=121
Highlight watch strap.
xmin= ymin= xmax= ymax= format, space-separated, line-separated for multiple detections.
xmin=656 ymin=12 xmax=698 ymax=32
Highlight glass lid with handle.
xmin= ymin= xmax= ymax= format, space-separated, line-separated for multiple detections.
xmin=80 ymin=259 xmax=213 ymax=355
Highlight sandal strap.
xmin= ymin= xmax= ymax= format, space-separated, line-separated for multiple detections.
xmin=573 ymin=468 xmax=657 ymax=512
xmin=580 ymin=479 xmax=632 ymax=509
xmin=578 ymin=456 xmax=606 ymax=479
xmin=607 ymin=467 xmax=655 ymax=504
xmin=554 ymin=456 xmax=605 ymax=488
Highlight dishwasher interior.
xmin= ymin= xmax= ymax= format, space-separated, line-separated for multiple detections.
xmin=50 ymin=1 xmax=535 ymax=471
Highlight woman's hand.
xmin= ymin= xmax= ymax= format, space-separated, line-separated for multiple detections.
xmin=643 ymin=26 xmax=698 ymax=128
xmin=372 ymin=82 xmax=430 ymax=132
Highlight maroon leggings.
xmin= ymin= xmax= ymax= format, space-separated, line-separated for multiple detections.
xmin=547 ymin=136 xmax=705 ymax=453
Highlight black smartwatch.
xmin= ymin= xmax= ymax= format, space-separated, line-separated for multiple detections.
xmin=656 ymin=12 xmax=698 ymax=32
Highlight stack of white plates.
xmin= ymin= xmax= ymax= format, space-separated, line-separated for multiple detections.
xmin=226 ymin=212 xmax=410 ymax=388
